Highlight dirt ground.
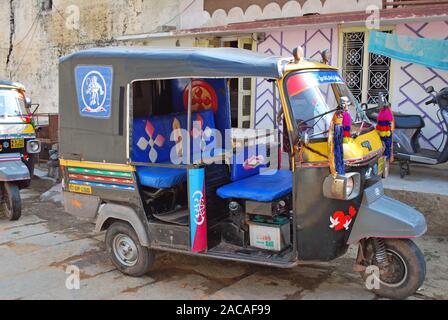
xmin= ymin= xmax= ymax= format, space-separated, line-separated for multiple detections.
xmin=0 ymin=176 xmax=447 ymax=300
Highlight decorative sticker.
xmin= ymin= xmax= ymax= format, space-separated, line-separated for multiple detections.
xmin=75 ymin=66 xmax=113 ymax=118
xmin=189 ymin=168 xmax=207 ymax=253
xmin=329 ymin=206 xmax=357 ymax=231
xmin=287 ymin=71 xmax=344 ymax=97
xmin=183 ymin=80 xmax=219 ymax=113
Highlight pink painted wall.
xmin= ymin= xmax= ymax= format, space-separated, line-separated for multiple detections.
xmin=255 ymin=27 xmax=338 ymax=129
xmin=257 ymin=21 xmax=448 ymax=151
xmin=391 ymin=21 xmax=448 ymax=150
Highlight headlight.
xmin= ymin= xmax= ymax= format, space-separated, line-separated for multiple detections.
xmin=323 ymin=172 xmax=361 ymax=201
xmin=346 ymin=176 xmax=355 ymax=197
xmin=26 ymin=140 xmax=41 ymax=154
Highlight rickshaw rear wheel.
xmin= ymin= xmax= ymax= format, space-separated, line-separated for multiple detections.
xmin=1 ymin=182 xmax=22 ymax=221
xmin=360 ymin=238 xmax=426 ymax=300
xmin=106 ymin=221 xmax=155 ymax=277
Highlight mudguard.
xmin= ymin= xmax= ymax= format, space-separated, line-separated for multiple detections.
xmin=0 ymin=154 xmax=30 ymax=181
xmin=347 ymin=181 xmax=427 ymax=244
xmin=95 ymin=203 xmax=150 ymax=246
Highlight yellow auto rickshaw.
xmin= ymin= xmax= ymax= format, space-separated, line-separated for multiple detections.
xmin=59 ymin=46 xmax=426 ymax=299
xmin=0 ymin=80 xmax=41 ymax=220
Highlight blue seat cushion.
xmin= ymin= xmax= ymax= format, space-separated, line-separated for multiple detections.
xmin=217 ymin=170 xmax=292 ymax=202
xmin=136 ymin=166 xmax=187 ymax=189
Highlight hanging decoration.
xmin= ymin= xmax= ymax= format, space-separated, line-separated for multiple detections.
xmin=376 ymin=104 xmax=394 ymax=161
xmin=342 ymin=110 xmax=352 ymax=144
xmin=328 ymin=111 xmax=345 ymax=176
xmin=329 ymin=99 xmax=352 ymax=177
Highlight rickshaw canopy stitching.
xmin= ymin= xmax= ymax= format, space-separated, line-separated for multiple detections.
xmin=60 ymin=47 xmax=288 ymax=80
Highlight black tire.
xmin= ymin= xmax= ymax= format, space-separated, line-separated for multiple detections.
xmin=105 ymin=221 xmax=155 ymax=277
xmin=25 ymin=154 xmax=35 ymax=177
xmin=19 ymin=156 xmax=35 ymax=189
xmin=1 ymin=183 xmax=22 ymax=221
xmin=360 ymin=239 xmax=426 ymax=299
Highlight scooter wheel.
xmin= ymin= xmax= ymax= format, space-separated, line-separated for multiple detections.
xmin=360 ymin=239 xmax=426 ymax=299
xmin=1 ymin=183 xmax=21 ymax=221
xmin=105 ymin=221 xmax=155 ymax=277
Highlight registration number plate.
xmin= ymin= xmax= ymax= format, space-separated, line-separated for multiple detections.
xmin=11 ymin=139 xmax=24 ymax=149
xmin=69 ymin=184 xmax=92 ymax=195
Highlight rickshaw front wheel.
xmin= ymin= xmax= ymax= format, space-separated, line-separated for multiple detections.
xmin=1 ymin=182 xmax=22 ymax=221
xmin=360 ymin=238 xmax=426 ymax=300
xmin=106 ymin=221 xmax=155 ymax=277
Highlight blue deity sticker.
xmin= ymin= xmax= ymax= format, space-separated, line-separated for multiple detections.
xmin=75 ymin=66 xmax=113 ymax=118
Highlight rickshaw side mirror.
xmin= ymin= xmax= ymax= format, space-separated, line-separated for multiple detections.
xmin=426 ymin=86 xmax=435 ymax=94
xmin=25 ymin=97 xmax=32 ymax=107
xmin=323 ymin=172 xmax=361 ymax=201
xmin=31 ymin=103 xmax=40 ymax=115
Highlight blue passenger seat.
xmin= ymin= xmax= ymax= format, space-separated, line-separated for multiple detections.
xmin=216 ymin=170 xmax=292 ymax=202
xmin=216 ymin=145 xmax=292 ymax=202
xmin=132 ymin=110 xmax=216 ymax=189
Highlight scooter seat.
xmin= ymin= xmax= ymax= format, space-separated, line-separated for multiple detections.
xmin=366 ymin=110 xmax=425 ymax=129
xmin=216 ymin=170 xmax=292 ymax=202
xmin=394 ymin=114 xmax=425 ymax=129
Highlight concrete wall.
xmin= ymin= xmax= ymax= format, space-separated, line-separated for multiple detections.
xmin=180 ymin=0 xmax=383 ymax=29
xmin=0 ymin=0 xmax=193 ymax=114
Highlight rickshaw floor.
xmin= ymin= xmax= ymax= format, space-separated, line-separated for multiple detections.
xmin=153 ymin=209 xmax=189 ymax=226
xmin=207 ymin=242 xmax=296 ymax=266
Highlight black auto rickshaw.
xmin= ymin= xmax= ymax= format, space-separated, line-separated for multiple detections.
xmin=59 ymin=47 xmax=427 ymax=299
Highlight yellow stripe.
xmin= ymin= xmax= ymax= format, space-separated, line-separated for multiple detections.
xmin=59 ymin=159 xmax=135 ymax=172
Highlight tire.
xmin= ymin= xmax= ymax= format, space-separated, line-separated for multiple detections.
xmin=360 ymin=239 xmax=426 ymax=299
xmin=1 ymin=183 xmax=22 ymax=221
xmin=105 ymin=221 xmax=155 ymax=277
xmin=25 ymin=154 xmax=35 ymax=178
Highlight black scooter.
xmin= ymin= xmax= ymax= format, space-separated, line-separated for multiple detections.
xmin=367 ymin=88 xmax=448 ymax=178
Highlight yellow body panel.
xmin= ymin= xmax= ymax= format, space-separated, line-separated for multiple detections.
xmin=284 ymin=60 xmax=338 ymax=73
xmin=59 ymin=159 xmax=135 ymax=172
xmin=0 ymin=123 xmax=35 ymax=136
xmin=303 ymin=130 xmax=383 ymax=163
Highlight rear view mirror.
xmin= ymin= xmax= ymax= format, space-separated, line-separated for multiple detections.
xmin=426 ymin=86 xmax=435 ymax=94
xmin=25 ymin=97 xmax=32 ymax=107
xmin=31 ymin=103 xmax=40 ymax=115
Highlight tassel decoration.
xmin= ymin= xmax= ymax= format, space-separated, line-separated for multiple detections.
xmin=376 ymin=106 xmax=394 ymax=160
xmin=328 ymin=112 xmax=345 ymax=177
xmin=342 ymin=111 xmax=352 ymax=144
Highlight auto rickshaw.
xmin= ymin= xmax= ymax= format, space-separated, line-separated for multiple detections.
xmin=59 ymin=47 xmax=426 ymax=299
xmin=0 ymin=80 xmax=41 ymax=221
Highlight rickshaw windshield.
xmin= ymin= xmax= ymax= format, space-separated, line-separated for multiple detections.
xmin=0 ymin=89 xmax=27 ymax=117
xmin=286 ymin=71 xmax=369 ymax=139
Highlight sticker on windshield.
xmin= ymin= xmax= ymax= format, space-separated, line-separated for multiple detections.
xmin=75 ymin=66 xmax=113 ymax=118
xmin=287 ymin=71 xmax=343 ymax=96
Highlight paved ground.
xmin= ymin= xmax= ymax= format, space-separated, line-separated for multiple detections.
xmin=0 ymin=177 xmax=447 ymax=300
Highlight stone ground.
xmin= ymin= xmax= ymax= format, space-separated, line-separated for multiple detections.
xmin=0 ymin=176 xmax=447 ymax=300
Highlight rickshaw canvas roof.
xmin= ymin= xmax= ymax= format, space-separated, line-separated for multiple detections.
xmin=60 ymin=47 xmax=287 ymax=80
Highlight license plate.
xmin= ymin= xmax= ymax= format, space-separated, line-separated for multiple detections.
xmin=11 ymin=139 xmax=24 ymax=149
xmin=69 ymin=184 xmax=92 ymax=195
xmin=377 ymin=157 xmax=385 ymax=176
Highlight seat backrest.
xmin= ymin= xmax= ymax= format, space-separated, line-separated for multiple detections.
xmin=132 ymin=109 xmax=216 ymax=164
xmin=230 ymin=144 xmax=269 ymax=182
